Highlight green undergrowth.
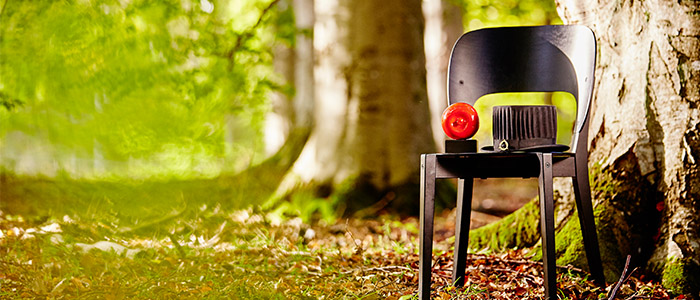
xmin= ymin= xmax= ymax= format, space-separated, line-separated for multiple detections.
xmin=0 ymin=172 xmax=687 ymax=299
xmin=264 ymin=176 xmax=458 ymax=224
xmin=0 ymin=203 xmax=681 ymax=299
xmin=0 ymin=203 xmax=683 ymax=300
xmin=0 ymin=170 xmax=284 ymax=232
xmin=0 ymin=209 xmax=421 ymax=299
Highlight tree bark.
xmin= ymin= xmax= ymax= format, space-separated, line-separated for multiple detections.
xmin=553 ymin=0 xmax=700 ymax=293
xmin=465 ymin=0 xmax=700 ymax=293
xmin=423 ymin=0 xmax=464 ymax=152
xmin=275 ymin=0 xmax=435 ymax=214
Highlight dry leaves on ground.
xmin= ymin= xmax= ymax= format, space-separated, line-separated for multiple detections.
xmin=0 ymin=208 xmax=689 ymax=299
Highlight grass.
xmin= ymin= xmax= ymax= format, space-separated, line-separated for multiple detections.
xmin=0 ymin=173 xmax=683 ymax=299
xmin=0 ymin=209 xmax=420 ymax=299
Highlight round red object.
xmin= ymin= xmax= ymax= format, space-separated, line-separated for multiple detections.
xmin=441 ymin=102 xmax=479 ymax=140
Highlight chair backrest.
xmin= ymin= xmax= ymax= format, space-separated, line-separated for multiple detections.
xmin=447 ymin=25 xmax=596 ymax=153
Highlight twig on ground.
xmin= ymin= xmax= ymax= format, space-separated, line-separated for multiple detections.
xmin=608 ymin=254 xmax=632 ymax=300
xmin=0 ymin=259 xmax=26 ymax=266
xmin=201 ymin=221 xmax=227 ymax=248
xmin=168 ymin=232 xmax=187 ymax=258
xmin=354 ymin=192 xmax=396 ymax=218
xmin=623 ymin=291 xmax=640 ymax=300
xmin=340 ymin=265 xmax=413 ymax=274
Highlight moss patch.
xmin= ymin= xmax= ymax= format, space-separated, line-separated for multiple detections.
xmin=468 ymin=199 xmax=540 ymax=251
xmin=662 ymin=257 xmax=700 ymax=295
xmin=593 ymin=200 xmax=633 ymax=282
xmin=552 ymin=203 xmax=627 ymax=283
xmin=554 ymin=211 xmax=589 ymax=270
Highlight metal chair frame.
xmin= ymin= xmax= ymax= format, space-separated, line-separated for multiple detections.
xmin=418 ymin=25 xmax=605 ymax=299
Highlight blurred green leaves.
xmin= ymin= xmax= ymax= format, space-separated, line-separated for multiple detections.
xmin=0 ymin=91 xmax=23 ymax=110
xmin=0 ymin=0 xmax=285 ymax=178
xmin=452 ymin=0 xmax=562 ymax=30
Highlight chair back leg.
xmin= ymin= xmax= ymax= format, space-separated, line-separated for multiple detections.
xmin=572 ymin=165 xmax=606 ymax=285
xmin=452 ymin=178 xmax=474 ymax=287
xmin=419 ymin=154 xmax=436 ymax=299
xmin=537 ymin=153 xmax=557 ymax=300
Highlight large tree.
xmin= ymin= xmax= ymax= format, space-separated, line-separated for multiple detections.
xmin=557 ymin=0 xmax=700 ymax=293
xmin=469 ymin=0 xmax=700 ymax=294
xmin=272 ymin=0 xmax=435 ymax=214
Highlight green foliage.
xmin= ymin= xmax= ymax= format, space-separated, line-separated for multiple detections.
xmin=0 ymin=0 xmax=287 ymax=179
xmin=0 ymin=91 xmax=23 ymax=111
xmin=453 ymin=0 xmax=562 ymax=31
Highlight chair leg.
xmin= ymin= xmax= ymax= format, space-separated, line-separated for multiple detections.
xmin=452 ymin=178 xmax=473 ymax=287
xmin=537 ymin=153 xmax=557 ymax=300
xmin=573 ymin=165 xmax=605 ymax=285
xmin=419 ymin=154 xmax=437 ymax=300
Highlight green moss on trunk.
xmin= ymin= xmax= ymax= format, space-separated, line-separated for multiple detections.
xmin=662 ymin=258 xmax=700 ymax=295
xmin=468 ymin=199 xmax=540 ymax=251
xmin=554 ymin=211 xmax=589 ymax=270
xmin=554 ymin=202 xmax=628 ymax=283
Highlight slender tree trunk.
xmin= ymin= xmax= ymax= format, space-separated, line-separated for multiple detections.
xmin=264 ymin=26 xmax=294 ymax=155
xmin=276 ymin=0 xmax=434 ymax=214
xmin=555 ymin=0 xmax=700 ymax=293
xmin=264 ymin=0 xmax=314 ymax=157
xmin=423 ymin=0 xmax=463 ymax=152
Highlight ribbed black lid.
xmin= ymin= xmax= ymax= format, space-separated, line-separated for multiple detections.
xmin=487 ymin=105 xmax=568 ymax=152
xmin=493 ymin=105 xmax=557 ymax=140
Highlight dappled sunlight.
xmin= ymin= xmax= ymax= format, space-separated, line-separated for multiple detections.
xmin=1 ymin=0 xmax=693 ymax=297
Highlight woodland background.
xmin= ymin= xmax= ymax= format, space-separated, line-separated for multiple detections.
xmin=1 ymin=0 xmax=699 ymax=298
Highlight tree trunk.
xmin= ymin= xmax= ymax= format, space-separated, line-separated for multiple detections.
xmin=556 ymin=0 xmax=700 ymax=293
xmin=423 ymin=0 xmax=464 ymax=152
xmin=275 ymin=0 xmax=435 ymax=214
xmin=467 ymin=0 xmax=700 ymax=293
xmin=263 ymin=0 xmax=314 ymax=157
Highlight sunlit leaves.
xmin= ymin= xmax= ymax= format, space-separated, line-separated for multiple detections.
xmin=0 ymin=91 xmax=23 ymax=111
xmin=0 ymin=0 xmax=284 ymax=178
xmin=452 ymin=0 xmax=562 ymax=30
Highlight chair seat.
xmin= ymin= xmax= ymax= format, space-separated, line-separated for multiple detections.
xmin=428 ymin=152 xmax=576 ymax=179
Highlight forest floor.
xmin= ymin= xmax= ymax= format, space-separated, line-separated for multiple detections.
xmin=0 ymin=174 xmax=683 ymax=299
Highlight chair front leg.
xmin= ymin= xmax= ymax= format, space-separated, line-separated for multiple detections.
xmin=419 ymin=154 xmax=437 ymax=300
xmin=537 ymin=153 xmax=556 ymax=300
xmin=452 ymin=178 xmax=473 ymax=287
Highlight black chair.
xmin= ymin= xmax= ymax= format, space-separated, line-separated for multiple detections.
xmin=418 ymin=25 xmax=605 ymax=299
